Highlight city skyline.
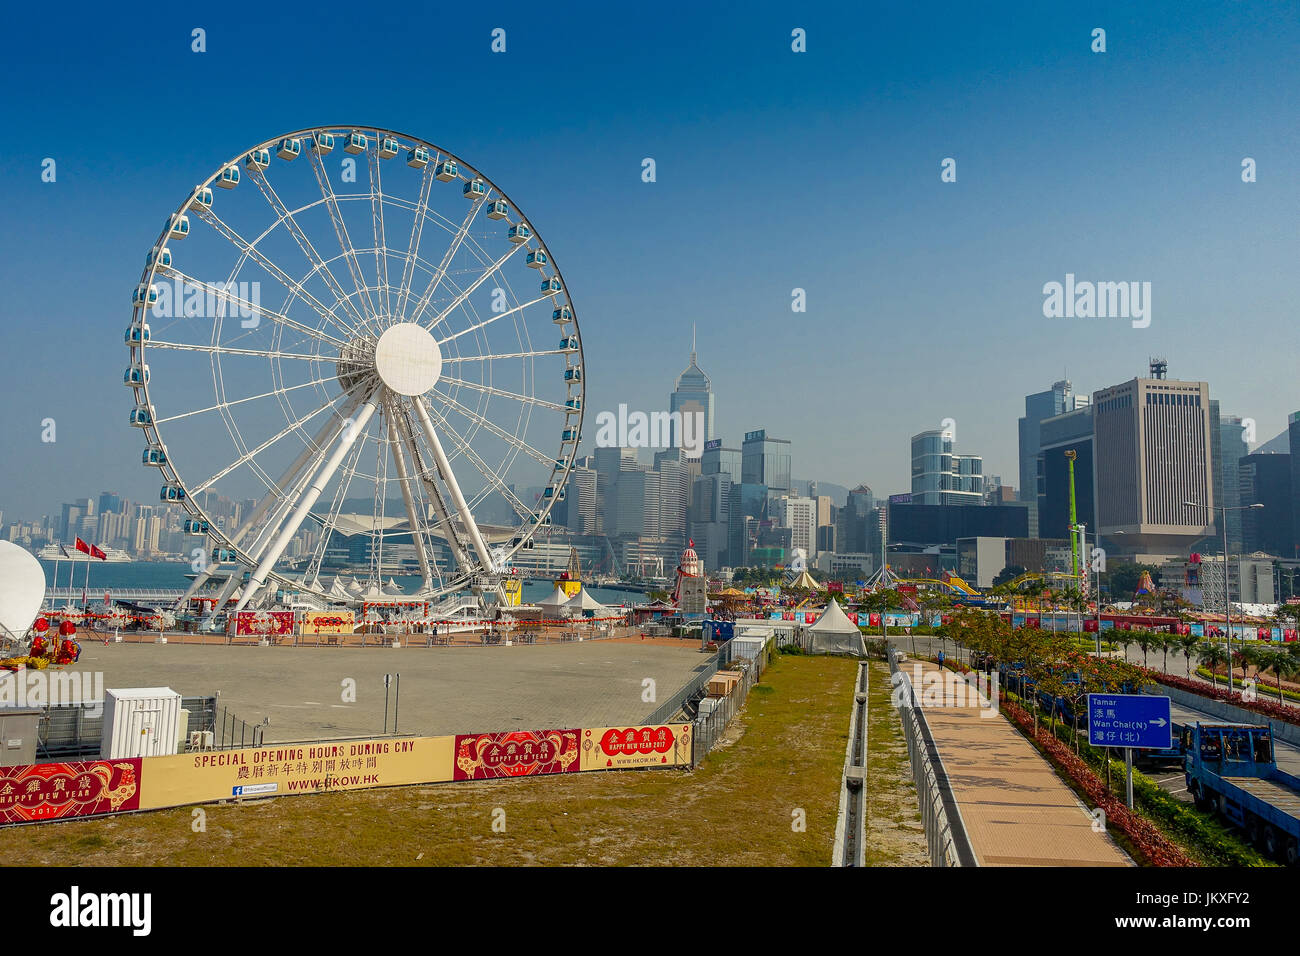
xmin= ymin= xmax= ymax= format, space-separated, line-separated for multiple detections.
xmin=1 ymin=2 xmax=1297 ymax=520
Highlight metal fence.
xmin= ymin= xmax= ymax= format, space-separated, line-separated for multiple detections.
xmin=691 ymin=636 xmax=775 ymax=766
xmin=644 ymin=639 xmax=732 ymax=725
xmin=34 ymin=695 xmax=230 ymax=759
xmin=889 ymin=651 xmax=978 ymax=867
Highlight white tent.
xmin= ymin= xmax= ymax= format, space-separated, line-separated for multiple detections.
xmin=538 ymin=585 xmax=571 ymax=615
xmin=563 ymin=588 xmax=608 ymax=618
xmin=805 ymin=600 xmax=866 ymax=657
xmin=384 ymin=578 xmax=404 ymax=595
xmin=328 ymin=578 xmax=350 ymax=599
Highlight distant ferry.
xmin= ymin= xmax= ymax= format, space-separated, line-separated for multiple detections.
xmin=38 ymin=544 xmax=132 ymax=563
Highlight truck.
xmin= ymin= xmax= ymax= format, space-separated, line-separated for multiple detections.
xmin=1183 ymin=722 xmax=1300 ymax=864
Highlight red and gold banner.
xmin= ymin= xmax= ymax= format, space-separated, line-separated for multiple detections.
xmin=580 ymin=724 xmax=692 ymax=771
xmin=234 ymin=610 xmax=295 ymax=636
xmin=301 ymin=610 xmax=355 ymax=635
xmin=0 ymin=758 xmax=141 ymax=824
xmin=453 ymin=729 xmax=580 ymax=780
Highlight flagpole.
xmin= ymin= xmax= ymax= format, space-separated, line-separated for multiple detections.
xmin=52 ymin=556 xmax=60 ymax=611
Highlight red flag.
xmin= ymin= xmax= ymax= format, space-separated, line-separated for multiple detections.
xmin=90 ymin=543 xmax=107 ymax=560
xmin=74 ymin=537 xmax=91 ymax=555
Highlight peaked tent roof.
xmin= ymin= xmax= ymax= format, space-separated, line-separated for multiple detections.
xmin=805 ymin=599 xmax=866 ymax=657
xmin=563 ymin=588 xmax=608 ymax=613
xmin=790 ymin=570 xmax=821 ymax=590
xmin=538 ymin=585 xmax=571 ymax=609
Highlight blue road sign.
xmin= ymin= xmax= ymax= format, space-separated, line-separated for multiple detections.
xmin=1086 ymin=693 xmax=1173 ymax=749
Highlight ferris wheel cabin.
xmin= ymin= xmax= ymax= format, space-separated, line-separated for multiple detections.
xmin=146 ymin=247 xmax=171 ymax=269
xmin=313 ymin=132 xmax=335 ymax=154
xmin=377 ymin=136 xmax=399 ymax=159
xmin=189 ymin=186 xmax=213 ymax=211
xmin=276 ymin=137 xmax=302 ymax=160
xmin=344 ymin=132 xmax=368 ymax=154
xmin=123 ymin=365 xmax=150 ymax=386
xmin=167 ymin=216 xmax=190 ymax=240
xmin=142 ymin=447 xmax=167 ymax=467
xmin=216 ymin=165 xmax=240 ymax=188
xmin=129 ymin=406 xmax=154 ymax=427
xmin=160 ymin=484 xmax=186 ymax=502
xmin=463 ymin=179 xmax=487 ymax=200
xmin=487 ymin=198 xmax=509 ymax=219
xmin=541 ymin=276 xmax=562 ymax=294
xmin=435 ymin=160 xmax=459 ymax=182
xmin=245 ymin=148 xmax=270 ymax=170
xmin=133 ymin=284 xmax=159 ymax=308
xmin=407 ymin=146 xmax=430 ymax=169
xmin=507 ymin=223 xmax=531 ymax=243
xmin=125 ymin=321 xmax=151 ymax=345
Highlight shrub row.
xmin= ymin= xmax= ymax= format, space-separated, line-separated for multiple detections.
xmin=1152 ymin=671 xmax=1300 ymax=727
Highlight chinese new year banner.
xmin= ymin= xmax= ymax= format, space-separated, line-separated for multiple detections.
xmin=580 ymin=725 xmax=692 ymax=771
xmin=0 ymin=758 xmax=142 ymax=824
xmin=453 ymin=729 xmax=580 ymax=780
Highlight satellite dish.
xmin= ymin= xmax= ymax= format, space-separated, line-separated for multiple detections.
xmin=0 ymin=542 xmax=46 ymax=643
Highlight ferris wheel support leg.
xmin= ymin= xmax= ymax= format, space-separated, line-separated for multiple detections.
xmin=394 ymin=406 xmax=468 ymax=572
xmin=174 ymin=397 xmax=361 ymax=612
xmin=232 ymin=390 xmax=381 ymax=615
xmin=388 ymin=414 xmax=434 ymax=591
xmin=412 ymin=395 xmax=495 ymax=573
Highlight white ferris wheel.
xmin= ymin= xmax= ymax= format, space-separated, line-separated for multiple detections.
xmin=123 ymin=127 xmax=584 ymax=613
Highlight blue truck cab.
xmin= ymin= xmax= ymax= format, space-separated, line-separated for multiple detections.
xmin=1183 ymin=722 xmax=1300 ymax=864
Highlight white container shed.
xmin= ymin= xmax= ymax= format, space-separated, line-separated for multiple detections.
xmin=100 ymin=687 xmax=183 ymax=759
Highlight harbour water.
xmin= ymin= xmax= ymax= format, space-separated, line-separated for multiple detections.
xmin=39 ymin=560 xmax=645 ymax=606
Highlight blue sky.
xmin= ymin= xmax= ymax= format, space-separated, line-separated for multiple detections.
xmin=0 ymin=0 xmax=1296 ymax=517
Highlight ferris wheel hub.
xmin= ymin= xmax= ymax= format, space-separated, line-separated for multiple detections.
xmin=374 ymin=322 xmax=442 ymax=396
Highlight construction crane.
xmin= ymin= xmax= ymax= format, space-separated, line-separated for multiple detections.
xmin=1065 ymin=449 xmax=1080 ymax=583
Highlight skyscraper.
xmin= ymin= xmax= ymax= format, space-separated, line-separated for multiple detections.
xmin=669 ymin=326 xmax=714 ymax=455
xmin=1209 ymin=401 xmax=1249 ymax=553
xmin=1019 ymin=380 xmax=1089 ymax=525
xmin=1093 ymin=365 xmax=1214 ymax=557
xmin=910 ymin=430 xmax=983 ymax=506
xmin=741 ymin=430 xmax=791 ymax=493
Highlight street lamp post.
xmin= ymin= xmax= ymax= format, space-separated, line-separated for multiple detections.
xmin=1183 ymin=500 xmax=1263 ymax=693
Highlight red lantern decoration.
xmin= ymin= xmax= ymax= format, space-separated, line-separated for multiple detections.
xmin=34 ymin=617 xmax=49 ymax=633
xmin=59 ymin=620 xmax=76 ymax=636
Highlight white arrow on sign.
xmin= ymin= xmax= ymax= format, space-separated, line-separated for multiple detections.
xmin=1150 ymin=718 xmax=1167 ymax=727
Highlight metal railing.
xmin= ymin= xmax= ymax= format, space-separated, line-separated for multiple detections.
xmin=691 ymin=636 xmax=774 ymax=766
xmin=644 ymin=639 xmax=732 ymax=725
xmin=889 ymin=651 xmax=978 ymax=867
xmin=35 ymin=695 xmax=221 ymax=759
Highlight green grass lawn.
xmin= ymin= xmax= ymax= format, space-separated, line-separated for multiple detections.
xmin=0 ymin=654 xmax=864 ymax=867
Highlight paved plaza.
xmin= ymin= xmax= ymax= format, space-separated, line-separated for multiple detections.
xmin=66 ymin=639 xmax=708 ymax=742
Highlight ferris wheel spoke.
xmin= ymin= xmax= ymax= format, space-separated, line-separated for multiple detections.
xmin=405 ymin=194 xmax=489 ymax=326
xmin=148 ymin=340 xmax=337 ymax=363
xmin=153 ymin=267 xmax=346 ymax=350
xmin=432 ymin=389 xmax=556 ymax=468
xmin=441 ymin=348 xmax=570 ymax=363
xmin=232 ymin=387 xmax=382 ymax=614
xmin=424 ymin=406 xmax=536 ymax=522
xmin=245 ymin=164 xmax=373 ymax=334
xmin=365 ymin=143 xmax=393 ymax=320
xmin=437 ymin=377 xmax=564 ymax=412
xmin=303 ymin=150 xmax=382 ymax=329
xmin=195 ymin=208 xmax=359 ymax=345
xmin=192 ymin=390 xmax=355 ymax=495
xmin=393 ymin=164 xmax=436 ymax=322
xmin=411 ymin=394 xmax=495 ymax=572
xmin=415 ymin=238 xmax=524 ymax=333
xmin=436 ymin=294 xmax=552 ymax=346
xmin=153 ymin=375 xmax=343 ymax=426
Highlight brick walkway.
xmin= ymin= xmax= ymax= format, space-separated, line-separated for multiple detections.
xmin=911 ymin=660 xmax=1131 ymax=867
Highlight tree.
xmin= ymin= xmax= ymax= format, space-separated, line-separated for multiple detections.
xmin=992 ymin=565 xmax=1027 ymax=589
xmin=1261 ymin=648 xmax=1297 ymax=703
xmin=1177 ymin=632 xmax=1200 ymax=676
xmin=1198 ymin=642 xmax=1229 ymax=688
